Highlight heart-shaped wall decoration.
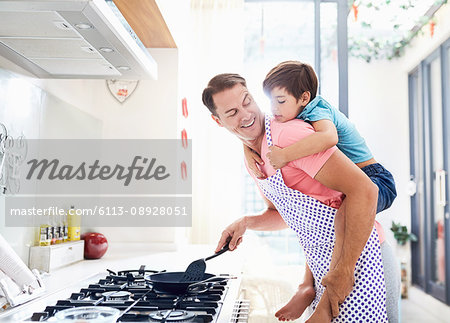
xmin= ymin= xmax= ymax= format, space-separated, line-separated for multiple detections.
xmin=106 ymin=80 xmax=139 ymax=103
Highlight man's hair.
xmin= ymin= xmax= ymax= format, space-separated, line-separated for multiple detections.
xmin=202 ymin=73 xmax=247 ymax=116
xmin=263 ymin=61 xmax=318 ymax=101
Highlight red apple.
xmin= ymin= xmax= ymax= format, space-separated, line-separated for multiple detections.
xmin=81 ymin=232 xmax=108 ymax=259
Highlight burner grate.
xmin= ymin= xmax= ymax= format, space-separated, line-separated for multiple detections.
xmin=30 ymin=265 xmax=231 ymax=322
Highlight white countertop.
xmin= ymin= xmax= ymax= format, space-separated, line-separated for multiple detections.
xmin=41 ymin=242 xmax=243 ymax=294
xmin=0 ymin=242 xmax=245 ymax=322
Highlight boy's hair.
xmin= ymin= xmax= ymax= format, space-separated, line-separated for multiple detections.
xmin=202 ymin=73 xmax=247 ymax=116
xmin=263 ymin=61 xmax=318 ymax=101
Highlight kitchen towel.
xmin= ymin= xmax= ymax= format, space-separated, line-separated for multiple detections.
xmin=0 ymin=234 xmax=36 ymax=288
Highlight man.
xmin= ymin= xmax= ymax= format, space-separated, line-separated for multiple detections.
xmin=202 ymin=73 xmax=385 ymax=322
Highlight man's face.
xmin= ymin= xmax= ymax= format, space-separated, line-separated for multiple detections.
xmin=211 ymin=84 xmax=264 ymax=143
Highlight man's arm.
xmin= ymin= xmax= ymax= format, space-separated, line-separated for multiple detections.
xmin=314 ymin=149 xmax=378 ymax=315
xmin=215 ymin=195 xmax=288 ymax=252
xmin=315 ymin=149 xmax=377 ymax=270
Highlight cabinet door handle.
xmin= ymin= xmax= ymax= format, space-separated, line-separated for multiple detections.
xmin=436 ymin=169 xmax=447 ymax=206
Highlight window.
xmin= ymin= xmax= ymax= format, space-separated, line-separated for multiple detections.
xmin=241 ymin=0 xmax=347 ymax=266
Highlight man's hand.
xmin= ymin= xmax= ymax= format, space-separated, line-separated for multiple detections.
xmin=215 ymin=217 xmax=248 ymax=252
xmin=266 ymin=145 xmax=288 ymax=169
xmin=243 ymin=145 xmax=266 ymax=179
xmin=321 ymin=264 xmax=354 ymax=317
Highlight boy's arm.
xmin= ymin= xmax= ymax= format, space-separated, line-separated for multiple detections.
xmin=284 ymin=119 xmax=337 ymax=162
xmin=267 ymin=120 xmax=337 ymax=169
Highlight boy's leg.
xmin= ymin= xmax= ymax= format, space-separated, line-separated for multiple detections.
xmin=330 ymin=201 xmax=345 ymax=269
xmin=362 ymin=163 xmax=400 ymax=320
xmin=275 ymin=263 xmax=315 ymax=321
xmin=302 ymin=262 xmax=315 ymax=286
xmin=310 ymin=164 xmax=395 ymax=322
xmin=305 ymin=289 xmax=333 ymax=323
xmin=307 ymin=200 xmax=346 ymax=322
xmin=275 ymin=202 xmax=346 ymax=321
xmin=360 ymin=163 xmax=397 ymax=213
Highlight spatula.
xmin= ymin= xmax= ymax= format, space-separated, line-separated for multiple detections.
xmin=180 ymin=242 xmax=230 ymax=282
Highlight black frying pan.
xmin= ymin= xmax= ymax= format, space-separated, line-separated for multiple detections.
xmin=145 ymin=272 xmax=222 ymax=294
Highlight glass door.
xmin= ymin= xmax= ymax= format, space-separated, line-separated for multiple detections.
xmin=425 ymin=53 xmax=446 ymax=300
xmin=443 ymin=38 xmax=450 ymax=303
xmin=409 ymin=67 xmax=426 ymax=289
xmin=409 ymin=41 xmax=450 ymax=304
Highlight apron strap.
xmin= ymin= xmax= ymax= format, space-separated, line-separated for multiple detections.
xmin=264 ymin=114 xmax=273 ymax=147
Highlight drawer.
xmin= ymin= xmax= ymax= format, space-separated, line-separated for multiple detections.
xmin=29 ymin=241 xmax=84 ymax=273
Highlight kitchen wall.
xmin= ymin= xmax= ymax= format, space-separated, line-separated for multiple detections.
xmin=347 ymin=3 xmax=450 ymax=264
xmin=0 ymin=67 xmax=103 ymax=263
xmin=348 ymin=58 xmax=409 ymax=255
xmin=0 ymin=48 xmax=181 ymax=264
xmin=158 ymin=0 xmax=246 ymax=245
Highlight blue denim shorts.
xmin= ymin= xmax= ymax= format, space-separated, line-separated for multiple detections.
xmin=361 ymin=163 xmax=397 ymax=213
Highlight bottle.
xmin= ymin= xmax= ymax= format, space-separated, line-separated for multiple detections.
xmin=63 ymin=210 xmax=69 ymax=243
xmin=50 ymin=210 xmax=57 ymax=245
xmin=38 ymin=216 xmax=50 ymax=246
xmin=33 ymin=211 xmax=41 ymax=246
xmin=67 ymin=206 xmax=81 ymax=241
xmin=55 ymin=209 xmax=64 ymax=244
xmin=39 ymin=212 xmax=52 ymax=246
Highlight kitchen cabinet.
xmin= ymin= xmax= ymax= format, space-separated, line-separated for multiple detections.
xmin=113 ymin=0 xmax=176 ymax=48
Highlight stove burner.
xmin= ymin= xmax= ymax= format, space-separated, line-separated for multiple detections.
xmin=101 ymin=291 xmax=132 ymax=300
xmin=29 ymin=265 xmax=231 ymax=323
xmin=149 ymin=310 xmax=196 ymax=321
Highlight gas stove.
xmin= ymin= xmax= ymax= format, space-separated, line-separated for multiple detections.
xmin=0 ymin=265 xmax=249 ymax=322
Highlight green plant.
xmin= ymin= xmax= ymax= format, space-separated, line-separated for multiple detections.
xmin=348 ymin=0 xmax=448 ymax=62
xmin=390 ymin=221 xmax=418 ymax=246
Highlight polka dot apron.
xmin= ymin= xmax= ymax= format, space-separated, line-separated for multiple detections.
xmin=256 ymin=115 xmax=387 ymax=322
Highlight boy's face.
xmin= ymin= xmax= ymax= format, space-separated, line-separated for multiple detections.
xmin=269 ymin=87 xmax=309 ymax=123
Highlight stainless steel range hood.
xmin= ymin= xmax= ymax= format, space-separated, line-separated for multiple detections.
xmin=0 ymin=0 xmax=158 ymax=79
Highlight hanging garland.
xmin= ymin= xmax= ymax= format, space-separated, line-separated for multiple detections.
xmin=348 ymin=0 xmax=448 ymax=62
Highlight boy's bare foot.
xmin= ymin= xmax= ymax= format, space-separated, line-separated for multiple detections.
xmin=306 ymin=289 xmax=333 ymax=323
xmin=275 ymin=283 xmax=315 ymax=321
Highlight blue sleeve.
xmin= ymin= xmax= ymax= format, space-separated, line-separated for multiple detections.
xmin=297 ymin=96 xmax=335 ymax=123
